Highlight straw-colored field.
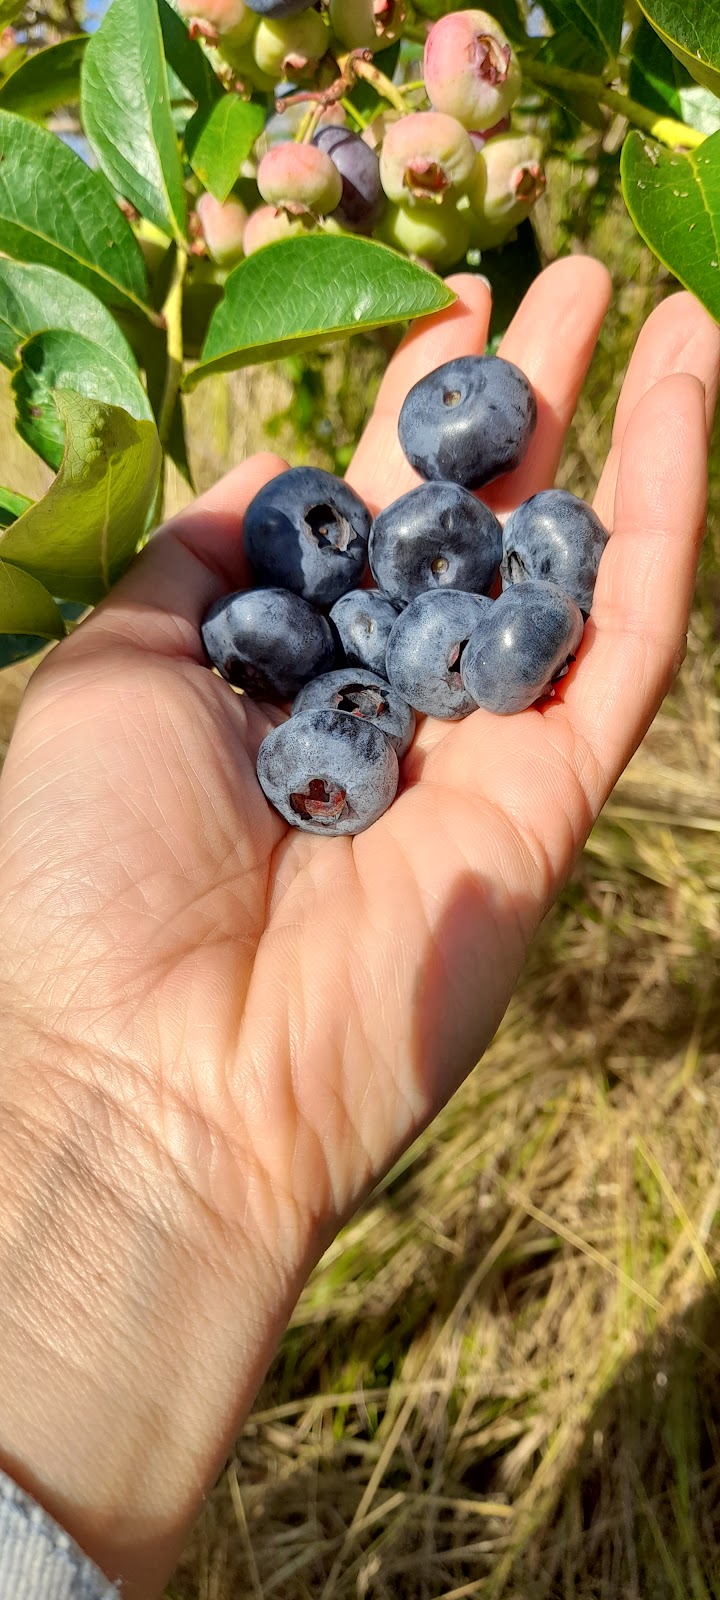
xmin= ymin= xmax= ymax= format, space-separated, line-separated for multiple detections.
xmin=2 ymin=182 xmax=720 ymax=1599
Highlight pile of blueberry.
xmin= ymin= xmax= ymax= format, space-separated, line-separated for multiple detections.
xmin=202 ymin=353 xmax=608 ymax=835
xmin=180 ymin=2 xmax=546 ymax=273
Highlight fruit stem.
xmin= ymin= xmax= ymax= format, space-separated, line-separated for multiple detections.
xmin=522 ymin=59 xmax=707 ymax=149
xmin=342 ymin=96 xmax=368 ymax=129
xmin=156 ymin=244 xmax=188 ymax=505
xmin=402 ymin=78 xmax=425 ymax=93
xmin=297 ymin=101 xmax=325 ymax=142
xmin=352 ymin=54 xmax=408 ymax=113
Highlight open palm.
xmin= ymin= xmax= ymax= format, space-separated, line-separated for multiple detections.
xmin=0 ymin=258 xmax=717 ymax=1494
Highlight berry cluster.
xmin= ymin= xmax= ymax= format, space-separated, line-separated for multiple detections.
xmin=177 ymin=0 xmax=546 ymax=272
xmin=201 ymin=353 xmax=608 ymax=836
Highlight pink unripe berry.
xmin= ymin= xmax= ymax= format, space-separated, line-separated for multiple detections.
xmin=379 ymin=111 xmax=475 ymax=205
xmin=196 ymin=192 xmax=248 ymax=266
xmin=175 ymin=0 xmax=255 ymax=44
xmin=329 ymin=0 xmax=406 ymax=52
xmin=424 ymin=10 xmax=521 ymax=131
xmin=467 ymin=133 xmax=545 ymax=247
xmin=243 ymin=205 xmax=313 ymax=255
xmin=257 ymin=142 xmax=343 ymax=214
xmin=378 ymin=199 xmax=470 ymax=268
xmin=253 ymin=9 xmax=329 ymax=79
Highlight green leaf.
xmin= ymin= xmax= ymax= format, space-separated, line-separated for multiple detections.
xmin=185 ymin=95 xmax=265 ymax=203
xmin=13 ymin=329 xmax=154 ymax=471
xmin=621 ymin=130 xmax=720 ymax=322
xmin=158 ymin=0 xmax=222 ymax=105
xmin=0 ymin=486 xmax=31 ymax=528
xmin=630 ymin=20 xmax=720 ymax=136
xmin=0 ymin=391 xmax=162 ymax=604
xmin=82 ymin=0 xmax=187 ymax=243
xmin=0 ymin=260 xmax=136 ymax=372
xmin=186 ymin=234 xmax=455 ymax=386
xmin=0 ymin=599 xmax=82 ymax=670
xmin=0 ymin=37 xmax=87 ymax=117
xmin=0 ymin=0 xmax=25 ymax=23
xmin=637 ymin=0 xmax=720 ymax=95
xmin=0 ymin=561 xmax=66 ymax=640
xmin=0 ymin=111 xmax=150 ymax=316
xmin=545 ymin=0 xmax=622 ymax=61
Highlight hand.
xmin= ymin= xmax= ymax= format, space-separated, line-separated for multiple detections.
xmin=0 ymin=258 xmax=717 ymax=1599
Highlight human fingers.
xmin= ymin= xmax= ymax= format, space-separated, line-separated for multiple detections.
xmin=559 ymin=372 xmax=709 ymax=797
xmin=595 ymin=291 xmax=720 ymax=526
xmin=482 ymin=254 xmax=612 ymax=514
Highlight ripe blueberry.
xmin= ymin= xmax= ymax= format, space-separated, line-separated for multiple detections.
xmin=293 ymin=667 xmax=415 ymax=757
xmin=257 ymin=708 xmax=399 ymax=835
xmin=461 ymin=580 xmax=584 ymax=714
xmin=398 ymin=354 xmax=537 ymax=489
xmin=370 ymin=480 xmax=502 ymax=607
xmin=329 ymin=587 xmax=399 ymax=676
xmin=312 ymin=126 xmax=383 ymax=231
xmin=201 ymin=587 xmax=335 ymax=699
xmin=244 ymin=467 xmax=371 ymax=606
xmin=500 ymin=489 xmax=608 ymax=615
xmin=385 ymin=589 xmax=491 ymax=719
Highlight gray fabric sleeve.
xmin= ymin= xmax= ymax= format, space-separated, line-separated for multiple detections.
xmin=0 ymin=1468 xmax=120 ymax=1599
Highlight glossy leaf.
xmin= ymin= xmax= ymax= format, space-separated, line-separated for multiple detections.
xmin=82 ymin=0 xmax=186 ymax=242
xmin=187 ymin=234 xmax=455 ymax=385
xmin=630 ymin=21 xmax=720 ymax=136
xmin=0 ymin=111 xmax=150 ymax=316
xmin=637 ymin=0 xmax=720 ymax=96
xmin=0 ymin=37 xmax=87 ymax=117
xmin=158 ymin=0 xmax=222 ymax=106
xmin=0 ymin=260 xmax=136 ymax=372
xmin=0 ymin=561 xmax=66 ymax=640
xmin=621 ymin=130 xmax=720 ymax=321
xmin=185 ymin=96 xmax=265 ymax=203
xmin=546 ymin=0 xmax=622 ymax=61
xmin=0 ymin=486 xmax=31 ymax=528
xmin=534 ymin=24 xmax=606 ymax=126
xmin=13 ymin=329 xmax=154 ymax=471
xmin=0 ymin=598 xmax=82 ymax=670
xmin=0 ymin=0 xmax=25 ymax=22
xmin=0 ymin=391 xmax=162 ymax=604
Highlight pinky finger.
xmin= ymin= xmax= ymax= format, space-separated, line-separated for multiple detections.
xmin=558 ymin=372 xmax=708 ymax=805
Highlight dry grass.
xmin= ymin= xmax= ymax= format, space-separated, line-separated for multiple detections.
xmin=2 ymin=191 xmax=720 ymax=1599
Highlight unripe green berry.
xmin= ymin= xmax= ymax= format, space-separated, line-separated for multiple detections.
xmin=378 ymin=199 xmax=470 ymax=268
xmin=329 ymin=0 xmax=406 ymax=52
xmin=253 ymin=9 xmax=329 ymax=79
xmin=379 ymin=112 xmax=475 ymax=205
xmin=257 ymin=141 xmax=343 ymax=214
xmin=424 ymin=10 xmax=521 ymax=131
xmin=197 ymin=192 xmax=248 ymax=266
xmin=466 ymin=133 xmax=545 ymax=247
xmin=175 ymin=0 xmax=256 ymax=44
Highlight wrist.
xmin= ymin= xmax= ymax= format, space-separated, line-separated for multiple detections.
xmin=0 ymin=1019 xmax=296 ymax=1599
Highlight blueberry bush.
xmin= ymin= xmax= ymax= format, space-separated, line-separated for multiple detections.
xmin=0 ymin=0 xmax=717 ymax=667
